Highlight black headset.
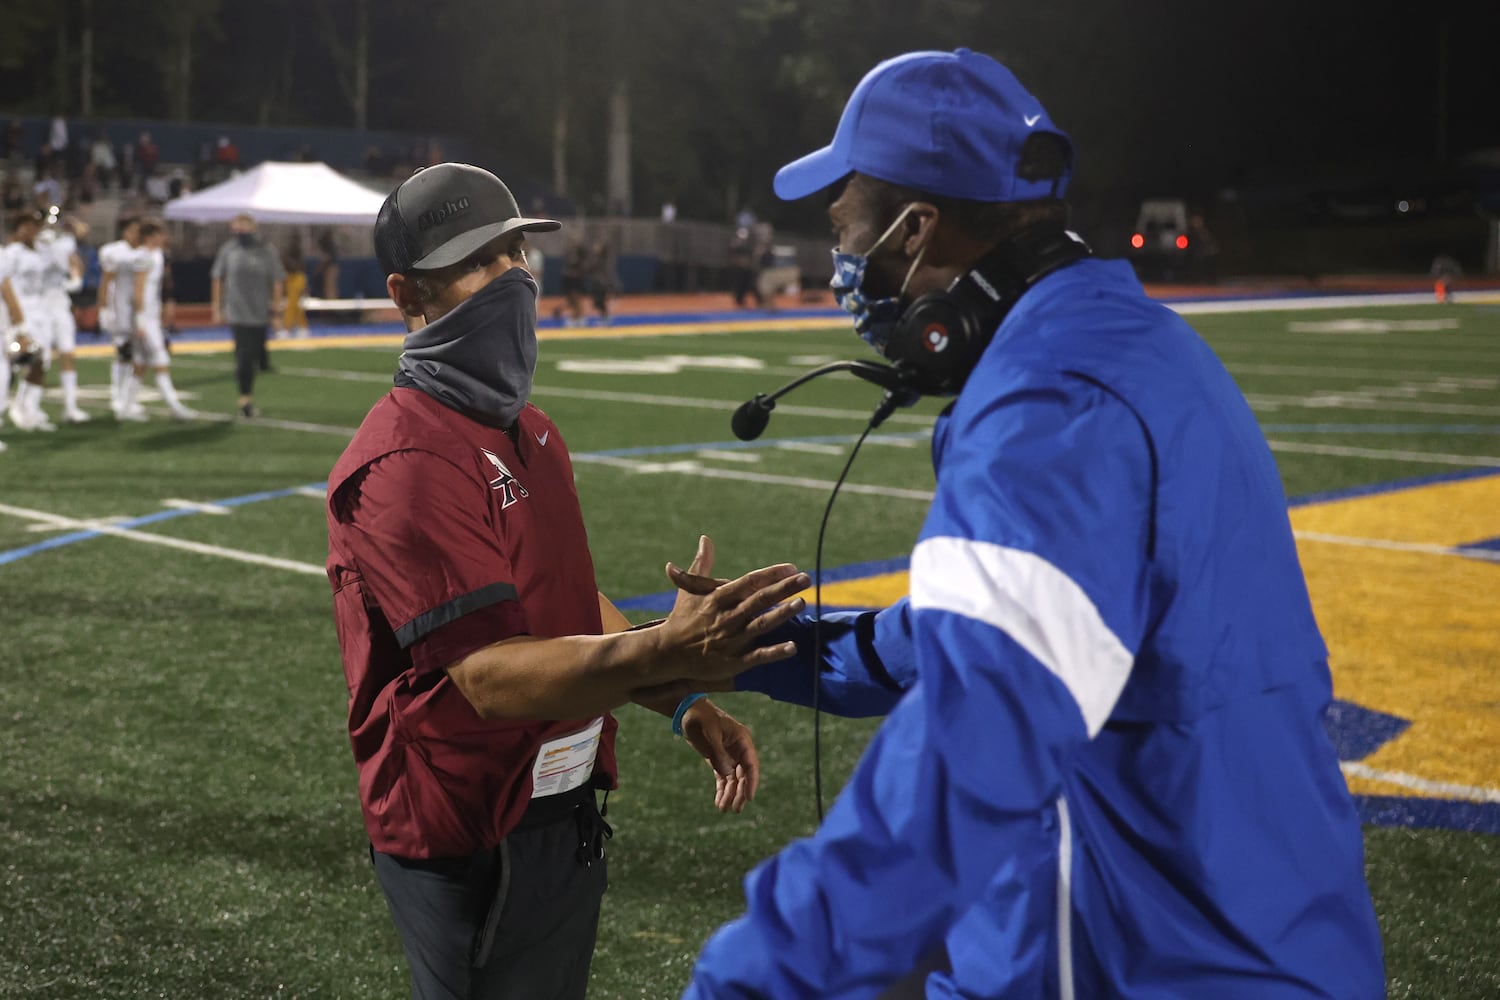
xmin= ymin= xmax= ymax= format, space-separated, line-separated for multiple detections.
xmin=883 ymin=224 xmax=1092 ymax=396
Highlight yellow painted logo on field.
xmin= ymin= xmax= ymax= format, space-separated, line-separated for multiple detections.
xmin=809 ymin=472 xmax=1500 ymax=819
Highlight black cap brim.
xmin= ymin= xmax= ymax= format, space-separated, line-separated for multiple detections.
xmin=410 ymin=216 xmax=561 ymax=271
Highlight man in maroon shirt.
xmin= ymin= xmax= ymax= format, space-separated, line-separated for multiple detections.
xmin=327 ymin=163 xmax=809 ymax=1000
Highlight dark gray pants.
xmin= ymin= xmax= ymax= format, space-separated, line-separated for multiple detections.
xmin=230 ymin=325 xmax=266 ymax=396
xmin=371 ymin=791 xmax=610 ymax=1000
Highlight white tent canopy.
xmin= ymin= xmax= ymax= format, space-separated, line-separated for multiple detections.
xmin=163 ymin=161 xmax=387 ymax=225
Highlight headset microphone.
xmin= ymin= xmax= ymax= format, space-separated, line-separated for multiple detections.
xmin=729 ymin=225 xmax=1088 ymax=822
xmin=730 ymin=360 xmax=918 ymax=441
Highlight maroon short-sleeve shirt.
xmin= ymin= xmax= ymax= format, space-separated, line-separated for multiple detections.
xmin=326 ymin=387 xmax=618 ymax=859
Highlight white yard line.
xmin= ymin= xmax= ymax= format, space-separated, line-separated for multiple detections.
xmin=0 ymin=503 xmax=327 ymax=576
xmin=172 ymin=408 xmax=360 ymax=437
xmin=26 ymin=515 xmax=131 ymax=533
xmin=1248 ymin=394 xmax=1500 ymax=417
xmin=163 ymin=498 xmax=233 ymax=515
xmin=534 ymin=385 xmax=936 ymax=426
xmin=1341 ymin=762 xmax=1500 ymax=804
xmin=696 ymin=450 xmax=764 ymax=463
xmin=777 ymin=441 xmax=848 ymax=456
xmin=573 ymin=453 xmax=936 ymax=501
xmin=1218 ymin=346 xmax=1500 ymax=366
xmin=1228 ymin=363 xmax=1499 ymax=384
xmin=1293 ymin=531 xmax=1500 ymax=563
xmin=169 ymin=359 xmax=390 ymax=384
xmin=164 ymin=361 xmax=938 ymax=427
xmin=1171 ymin=293 xmax=1441 ymax=314
xmin=1267 ymin=440 xmax=1500 ymax=467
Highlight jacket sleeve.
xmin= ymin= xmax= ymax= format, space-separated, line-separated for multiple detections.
xmin=682 ymin=376 xmax=1154 ymax=999
xmin=732 ymin=600 xmax=916 ymax=718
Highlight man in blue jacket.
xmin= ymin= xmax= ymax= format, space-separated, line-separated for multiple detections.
xmin=682 ymin=49 xmax=1384 ymax=999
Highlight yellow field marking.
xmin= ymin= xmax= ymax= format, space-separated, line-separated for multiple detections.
xmin=1291 ymin=473 xmax=1500 ymax=548
xmin=791 ymin=474 xmax=1500 ymax=804
xmin=1289 ymin=475 xmax=1500 ymax=799
xmin=808 ymin=571 xmax=911 ymax=610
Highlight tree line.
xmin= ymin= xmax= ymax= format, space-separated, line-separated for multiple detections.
xmin=0 ymin=1 xmax=1475 ymax=233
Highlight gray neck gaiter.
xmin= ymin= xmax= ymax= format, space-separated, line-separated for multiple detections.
xmin=394 ymin=267 xmax=539 ymax=429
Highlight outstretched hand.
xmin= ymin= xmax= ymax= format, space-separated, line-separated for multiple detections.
xmin=679 ymin=698 xmax=761 ymax=814
xmin=656 ymin=536 xmax=808 ymax=683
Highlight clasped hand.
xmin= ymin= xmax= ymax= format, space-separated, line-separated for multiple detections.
xmin=654 ymin=535 xmax=808 ymax=685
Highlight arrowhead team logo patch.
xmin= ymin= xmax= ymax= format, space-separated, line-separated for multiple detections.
xmin=481 ymin=448 xmax=530 ymax=509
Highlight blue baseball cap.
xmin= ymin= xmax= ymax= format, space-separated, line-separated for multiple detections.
xmin=774 ymin=48 xmax=1072 ymax=203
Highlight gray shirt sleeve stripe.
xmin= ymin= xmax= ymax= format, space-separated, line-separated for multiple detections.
xmin=393 ymin=581 xmax=521 ymax=649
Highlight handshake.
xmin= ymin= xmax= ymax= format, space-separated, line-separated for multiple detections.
xmin=638 ymin=534 xmax=811 ymax=697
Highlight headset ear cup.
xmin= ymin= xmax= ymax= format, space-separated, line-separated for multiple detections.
xmin=888 ymin=292 xmax=977 ymax=395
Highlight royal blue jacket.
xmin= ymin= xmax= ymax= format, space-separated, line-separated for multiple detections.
xmin=687 ymin=258 xmax=1383 ymax=999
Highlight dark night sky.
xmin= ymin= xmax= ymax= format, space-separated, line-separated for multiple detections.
xmin=3 ymin=1 xmax=1497 ymax=219
xmin=923 ymin=2 xmax=1499 ymax=195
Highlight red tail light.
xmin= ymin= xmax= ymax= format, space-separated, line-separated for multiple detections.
xmin=1175 ymin=235 xmax=1190 ymax=250
xmin=1130 ymin=233 xmax=1145 ymax=249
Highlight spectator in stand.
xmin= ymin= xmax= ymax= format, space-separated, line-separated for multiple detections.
xmin=90 ymin=135 xmax=117 ymax=190
xmin=315 ymin=230 xmax=340 ymax=301
xmin=48 ymin=117 xmax=69 ymax=172
xmin=363 ymin=145 xmax=387 ymax=176
xmin=77 ymin=164 xmax=99 ymax=205
xmin=524 ymin=242 xmax=545 ymax=293
xmin=728 ymin=227 xmax=759 ymax=308
xmin=1 ymin=177 xmax=25 ymax=214
xmin=559 ymin=241 xmax=588 ymax=325
xmin=119 ymin=141 xmax=135 ymax=193
xmin=2 ymin=119 xmax=21 ymax=164
xmin=586 ymin=239 xmax=617 ymax=323
xmin=753 ymin=226 xmax=799 ymax=311
xmin=33 ymin=171 xmax=63 ymax=210
xmin=215 ymin=135 xmax=240 ymax=173
xmin=135 ymin=132 xmax=160 ymax=187
xmin=194 ymin=139 xmax=214 ymax=188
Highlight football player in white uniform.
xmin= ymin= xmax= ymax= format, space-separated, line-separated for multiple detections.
xmin=36 ymin=213 xmax=90 ymax=423
xmin=0 ymin=271 xmax=29 ymax=453
xmin=97 ymin=216 xmax=146 ymax=419
xmin=3 ymin=212 xmax=57 ymax=431
xmin=128 ymin=220 xmax=195 ymax=421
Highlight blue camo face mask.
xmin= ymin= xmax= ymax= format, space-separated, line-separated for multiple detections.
xmin=829 ymin=205 xmax=926 ymax=356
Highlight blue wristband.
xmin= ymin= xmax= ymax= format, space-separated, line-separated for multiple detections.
xmin=671 ymin=693 xmax=709 ymax=736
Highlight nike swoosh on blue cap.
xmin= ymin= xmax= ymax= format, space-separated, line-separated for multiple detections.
xmin=773 ymin=48 xmax=1072 ymax=203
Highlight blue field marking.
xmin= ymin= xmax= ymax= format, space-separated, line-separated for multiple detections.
xmin=0 ymin=482 xmax=328 ymax=567
xmin=1356 ymin=796 xmax=1500 ymax=836
xmin=1461 ymin=535 xmax=1500 ymax=553
xmin=1324 ymin=700 xmax=1412 ymax=761
xmin=0 ymin=426 xmax=931 ymax=568
xmin=1287 ymin=465 xmax=1500 ymax=508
